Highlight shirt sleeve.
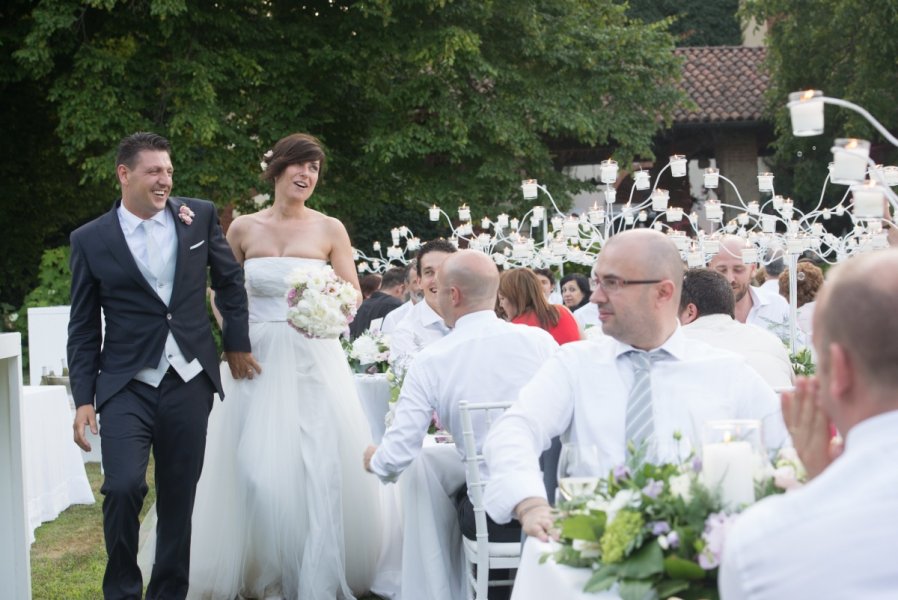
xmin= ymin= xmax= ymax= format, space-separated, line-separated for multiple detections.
xmin=483 ymin=348 xmax=576 ymax=523
xmin=370 ymin=360 xmax=435 ymax=483
xmin=738 ymin=366 xmax=791 ymax=451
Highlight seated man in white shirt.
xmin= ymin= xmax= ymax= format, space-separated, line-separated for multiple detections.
xmin=483 ymin=229 xmax=788 ymax=540
xmin=758 ymin=248 xmax=785 ymax=297
xmin=708 ymin=235 xmax=792 ymax=335
xmin=381 ymin=258 xmax=422 ymax=335
xmin=680 ymin=268 xmax=794 ymax=390
xmin=720 ymin=248 xmax=898 ymax=599
xmin=388 ymin=240 xmax=456 ymax=366
xmin=364 ymin=250 xmax=558 ymax=544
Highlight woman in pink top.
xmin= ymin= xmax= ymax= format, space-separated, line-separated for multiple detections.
xmin=497 ymin=268 xmax=581 ymax=345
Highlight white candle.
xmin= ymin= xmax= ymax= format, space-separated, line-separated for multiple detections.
xmin=670 ymin=154 xmax=687 ymax=177
xmin=637 ymin=210 xmax=647 ymax=223
xmin=787 ymin=90 xmax=824 ymax=137
xmin=786 ymin=237 xmax=803 ymax=254
xmin=634 ymin=170 xmax=651 ymax=190
xmin=563 ymin=218 xmax=580 ymax=237
xmin=429 ymin=205 xmax=440 ymax=221
xmin=481 ymin=217 xmax=491 ymax=230
xmin=600 ymin=159 xmax=618 ymax=184
xmin=458 ymin=204 xmax=471 ymax=221
xmin=603 ymin=187 xmax=617 ymax=204
xmin=831 ymin=138 xmax=871 ymax=184
xmin=703 ymin=239 xmax=720 ymax=255
xmin=737 ymin=212 xmax=750 ymax=226
xmin=757 ymin=172 xmax=774 ymax=193
xmin=852 ymin=182 xmax=885 ymax=218
xmin=387 ymin=245 xmax=402 ymax=259
xmin=532 ymin=205 xmax=545 ymax=222
xmin=747 ymin=201 xmax=760 ymax=215
xmin=588 ymin=204 xmax=605 ymax=225
xmin=762 ymin=215 xmax=777 ymax=233
xmin=705 ymin=200 xmax=723 ymax=221
xmin=372 ymin=241 xmax=381 ymax=251
xmin=687 ymin=250 xmax=704 ymax=267
xmin=883 ymin=166 xmax=898 ymax=186
xmin=703 ymin=168 xmax=719 ymax=189
xmin=496 ymin=213 xmax=509 ymax=228
xmin=702 ymin=440 xmax=756 ymax=508
xmin=391 ymin=228 xmax=400 ymax=245
xmin=513 ymin=241 xmax=530 ymax=258
xmin=666 ymin=207 xmax=684 ymax=223
xmin=407 ymin=237 xmax=420 ymax=251
xmin=521 ymin=179 xmax=539 ymax=200
xmin=652 ymin=188 xmax=670 ymax=212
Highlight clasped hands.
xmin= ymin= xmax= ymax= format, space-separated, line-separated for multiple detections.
xmin=225 ymin=351 xmax=262 ymax=380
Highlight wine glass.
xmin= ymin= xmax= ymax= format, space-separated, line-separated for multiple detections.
xmin=556 ymin=444 xmax=601 ymax=502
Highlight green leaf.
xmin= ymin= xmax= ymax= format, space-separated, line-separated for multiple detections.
xmin=617 ymin=541 xmax=665 ymax=579
xmin=583 ymin=563 xmax=618 ymax=593
xmin=663 ymin=556 xmax=707 ymax=580
xmin=656 ymin=579 xmax=691 ymax=599
xmin=619 ymin=579 xmax=658 ymax=600
xmin=561 ymin=513 xmax=605 ymax=541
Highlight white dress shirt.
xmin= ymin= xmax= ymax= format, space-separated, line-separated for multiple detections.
xmin=371 ymin=310 xmax=558 ymax=485
xmin=746 ymin=286 xmax=789 ymax=333
xmin=483 ymin=327 xmax=788 ymax=524
xmin=380 ymin=299 xmax=414 ymax=335
xmin=758 ymin=278 xmax=779 ymax=298
xmin=720 ymin=410 xmax=898 ymax=600
xmin=682 ymin=314 xmax=793 ymax=390
xmin=117 ymin=204 xmax=202 ymax=386
xmin=573 ymin=302 xmax=600 ymax=329
xmin=388 ymin=299 xmax=451 ymax=365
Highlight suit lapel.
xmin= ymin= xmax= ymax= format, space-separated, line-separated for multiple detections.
xmin=168 ymin=198 xmax=189 ymax=306
xmin=98 ymin=201 xmax=163 ymax=302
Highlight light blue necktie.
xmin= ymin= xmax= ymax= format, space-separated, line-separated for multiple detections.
xmin=141 ymin=220 xmax=164 ymax=279
xmin=625 ymin=350 xmax=666 ymax=447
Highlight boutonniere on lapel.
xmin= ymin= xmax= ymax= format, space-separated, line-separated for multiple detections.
xmin=178 ymin=203 xmax=195 ymax=226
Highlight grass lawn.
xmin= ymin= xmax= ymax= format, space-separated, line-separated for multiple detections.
xmin=30 ymin=458 xmax=382 ymax=599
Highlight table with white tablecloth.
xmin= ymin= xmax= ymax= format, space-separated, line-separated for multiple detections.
xmin=354 ymin=373 xmax=392 ymax=443
xmin=512 ymin=538 xmax=621 ymax=600
xmin=371 ymin=435 xmax=468 ymax=600
xmin=22 ymin=385 xmax=95 ymax=543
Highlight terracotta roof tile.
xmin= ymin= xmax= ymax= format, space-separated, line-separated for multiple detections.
xmin=673 ymin=46 xmax=769 ymax=125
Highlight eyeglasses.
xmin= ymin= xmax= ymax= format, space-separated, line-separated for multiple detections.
xmin=594 ymin=277 xmax=663 ymax=293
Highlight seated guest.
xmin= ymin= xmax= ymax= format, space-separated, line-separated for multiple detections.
xmin=381 ymin=259 xmax=421 ymax=335
xmin=359 ymin=273 xmax=382 ymax=300
xmin=720 ymin=248 xmax=898 ymax=599
xmin=349 ymin=266 xmax=406 ymax=338
xmin=778 ymin=260 xmax=824 ymax=338
xmin=758 ymin=248 xmax=785 ymax=297
xmin=533 ymin=268 xmax=563 ymax=304
xmin=483 ymin=230 xmax=788 ymax=541
xmin=498 ymin=268 xmax=580 ymax=345
xmin=559 ymin=273 xmax=591 ymax=312
xmin=364 ymin=250 xmax=558 ymax=546
xmin=709 ymin=235 xmax=791 ymax=332
xmin=680 ymin=268 xmax=793 ymax=390
xmin=388 ymin=240 xmax=457 ymax=365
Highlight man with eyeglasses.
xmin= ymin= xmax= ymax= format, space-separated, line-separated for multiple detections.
xmin=482 ymin=229 xmax=789 ymax=541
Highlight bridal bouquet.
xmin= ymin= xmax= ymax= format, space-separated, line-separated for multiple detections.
xmin=550 ymin=439 xmax=805 ymax=599
xmin=345 ymin=330 xmax=391 ymax=374
xmin=285 ymin=266 xmax=359 ymax=339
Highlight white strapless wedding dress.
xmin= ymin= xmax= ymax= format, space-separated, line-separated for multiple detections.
xmin=188 ymin=257 xmax=382 ymax=600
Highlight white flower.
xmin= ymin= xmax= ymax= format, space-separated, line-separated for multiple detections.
xmin=669 ymin=473 xmax=693 ymax=503
xmin=572 ymin=539 xmax=601 ymax=558
xmin=285 ymin=266 xmax=357 ymax=339
xmin=605 ymin=489 xmax=640 ymax=524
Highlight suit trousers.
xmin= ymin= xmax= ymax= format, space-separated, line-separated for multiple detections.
xmin=99 ymin=369 xmax=214 ymax=600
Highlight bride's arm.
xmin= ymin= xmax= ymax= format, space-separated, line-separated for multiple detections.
xmin=327 ymin=217 xmax=363 ymax=307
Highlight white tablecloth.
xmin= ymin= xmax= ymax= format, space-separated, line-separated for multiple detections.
xmin=512 ymin=538 xmax=621 ymax=600
xmin=354 ymin=373 xmax=392 ymax=444
xmin=371 ymin=436 xmax=467 ymax=600
xmin=22 ymin=385 xmax=95 ymax=543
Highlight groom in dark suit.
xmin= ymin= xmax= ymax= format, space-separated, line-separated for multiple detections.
xmin=68 ymin=132 xmax=260 ymax=599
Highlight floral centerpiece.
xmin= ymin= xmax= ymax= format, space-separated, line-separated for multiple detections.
xmin=285 ymin=266 xmax=359 ymax=339
xmin=344 ymin=330 xmax=391 ymax=374
xmin=548 ymin=439 xmax=804 ymax=599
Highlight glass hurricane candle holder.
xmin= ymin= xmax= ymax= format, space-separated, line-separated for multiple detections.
xmin=831 ymin=138 xmax=871 ymax=185
xmin=788 ymin=90 xmax=824 ymax=137
xmin=701 ymin=419 xmax=763 ymax=509
xmin=669 ymin=154 xmax=687 ymax=177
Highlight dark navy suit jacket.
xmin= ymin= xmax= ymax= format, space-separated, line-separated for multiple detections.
xmin=67 ymin=197 xmax=251 ymax=411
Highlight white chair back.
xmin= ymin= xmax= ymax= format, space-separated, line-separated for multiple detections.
xmin=459 ymin=400 xmax=520 ymax=600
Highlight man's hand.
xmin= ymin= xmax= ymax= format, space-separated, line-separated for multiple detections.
xmin=225 ymin=351 xmax=262 ymax=380
xmin=73 ymin=404 xmax=98 ymax=452
xmin=363 ymin=445 xmax=377 ymax=473
xmin=781 ymin=376 xmax=842 ymax=480
xmin=515 ymin=497 xmax=557 ymax=542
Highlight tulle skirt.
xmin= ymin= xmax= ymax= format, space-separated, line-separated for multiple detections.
xmin=188 ymin=322 xmax=382 ymax=599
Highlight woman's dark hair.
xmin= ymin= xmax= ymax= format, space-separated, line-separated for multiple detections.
xmin=533 ymin=268 xmax=555 ymax=286
xmin=499 ymin=268 xmax=560 ymax=330
xmin=559 ymin=273 xmax=591 ymax=310
xmin=261 ymin=133 xmax=326 ymax=183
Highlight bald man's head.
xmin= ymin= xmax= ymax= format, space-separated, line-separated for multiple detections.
xmin=436 ymin=250 xmax=500 ymax=327
xmin=602 ymin=229 xmax=685 ymax=299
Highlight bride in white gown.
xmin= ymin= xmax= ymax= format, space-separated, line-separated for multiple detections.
xmin=187 ymin=134 xmax=382 ymax=599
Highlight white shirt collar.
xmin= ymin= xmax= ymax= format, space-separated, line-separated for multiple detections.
xmin=117 ymin=202 xmax=169 ymax=234
xmin=844 ymin=409 xmax=898 ymax=455
xmin=612 ymin=325 xmax=688 ymax=362
xmin=453 ymin=310 xmax=499 ymax=331
xmin=419 ymin=299 xmax=448 ymax=328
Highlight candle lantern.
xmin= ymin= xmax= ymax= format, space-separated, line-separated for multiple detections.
xmin=831 ymin=138 xmax=871 ymax=185
xmin=703 ymin=167 xmax=720 ymax=189
xmin=521 ymin=179 xmax=539 ymax=200
xmin=634 ymin=170 xmax=651 ymax=191
xmin=787 ymin=90 xmax=824 ymax=137
xmin=669 ymin=154 xmax=687 ymax=177
xmin=599 ymin=159 xmax=618 ymax=184
xmin=757 ymin=172 xmax=774 ymax=193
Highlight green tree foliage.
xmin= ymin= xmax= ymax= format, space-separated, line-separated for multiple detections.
xmin=741 ymin=0 xmax=898 ymax=212
xmin=6 ymin=0 xmax=685 ymax=307
xmin=627 ymin=0 xmax=742 ymax=47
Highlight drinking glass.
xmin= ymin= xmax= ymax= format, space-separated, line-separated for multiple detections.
xmin=556 ymin=444 xmax=601 ymax=502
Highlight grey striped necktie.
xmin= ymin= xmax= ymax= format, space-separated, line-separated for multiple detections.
xmin=625 ymin=350 xmax=665 ymax=449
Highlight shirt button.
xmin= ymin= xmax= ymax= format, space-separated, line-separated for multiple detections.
xmin=166 ymin=313 xmax=172 ymax=320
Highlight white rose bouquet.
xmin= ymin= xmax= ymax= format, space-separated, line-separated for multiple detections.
xmin=285 ymin=266 xmax=359 ymax=339
xmin=346 ymin=330 xmax=391 ymax=374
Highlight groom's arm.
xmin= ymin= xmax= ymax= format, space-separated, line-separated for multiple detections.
xmin=204 ymin=202 xmax=251 ymax=353
xmin=67 ymin=231 xmax=102 ymax=409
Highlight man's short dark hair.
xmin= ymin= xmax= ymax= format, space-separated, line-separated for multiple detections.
xmin=116 ymin=132 xmax=171 ymax=170
xmin=381 ymin=267 xmax=407 ymax=290
xmin=765 ymin=249 xmax=785 ymax=277
xmin=680 ymin=268 xmax=736 ymax=319
xmin=416 ymin=239 xmax=457 ymax=277
xmin=533 ymin=268 xmax=555 ymax=285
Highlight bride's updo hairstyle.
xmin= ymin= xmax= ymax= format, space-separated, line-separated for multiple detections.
xmin=261 ymin=133 xmax=327 ymax=184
